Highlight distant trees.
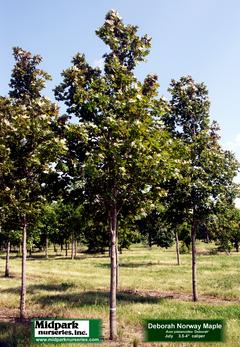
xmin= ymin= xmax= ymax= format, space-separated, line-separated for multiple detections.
xmin=137 ymin=209 xmax=175 ymax=249
xmin=205 ymin=202 xmax=240 ymax=254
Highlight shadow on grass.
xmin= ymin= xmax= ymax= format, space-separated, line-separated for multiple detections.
xmin=98 ymin=262 xmax=174 ymax=268
xmin=0 ymin=253 xmax=110 ymax=262
xmin=0 ymin=274 xmax=18 ymax=279
xmin=37 ymin=290 xmax=163 ymax=308
xmin=26 ymin=254 xmax=110 ymax=261
xmin=0 ymin=321 xmax=31 ymax=347
xmin=1 ymin=282 xmax=76 ymax=294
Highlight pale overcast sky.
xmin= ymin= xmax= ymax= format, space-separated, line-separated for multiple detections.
xmin=1 ymin=1 xmax=240 ymax=164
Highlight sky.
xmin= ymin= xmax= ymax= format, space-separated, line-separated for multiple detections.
xmin=1 ymin=0 xmax=240 ymax=180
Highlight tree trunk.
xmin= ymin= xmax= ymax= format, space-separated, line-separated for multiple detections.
xmin=148 ymin=234 xmax=152 ymax=248
xmin=5 ymin=241 xmax=10 ymax=277
xmin=19 ymin=242 xmax=22 ymax=257
xmin=225 ymin=248 xmax=230 ymax=256
xmin=175 ymin=231 xmax=180 ymax=266
xmin=20 ymin=216 xmax=27 ymax=320
xmin=191 ymin=218 xmax=198 ymax=302
xmin=65 ymin=243 xmax=68 ymax=257
xmin=235 ymin=241 xmax=239 ymax=253
xmin=71 ymin=235 xmax=75 ymax=260
xmin=206 ymin=232 xmax=210 ymax=243
xmin=109 ymin=205 xmax=117 ymax=341
xmin=45 ymin=235 xmax=48 ymax=259
xmin=54 ymin=244 xmax=57 ymax=253
xmin=74 ymin=240 xmax=77 ymax=258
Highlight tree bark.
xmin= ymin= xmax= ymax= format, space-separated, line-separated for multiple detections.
xmin=45 ymin=235 xmax=48 ymax=259
xmin=5 ymin=241 xmax=10 ymax=277
xmin=65 ymin=243 xmax=68 ymax=257
xmin=20 ymin=215 xmax=27 ymax=320
xmin=19 ymin=241 xmax=22 ymax=257
xmin=71 ymin=235 xmax=75 ymax=260
xmin=175 ymin=231 xmax=180 ymax=266
xmin=148 ymin=234 xmax=152 ymax=248
xmin=234 ymin=241 xmax=239 ymax=253
xmin=191 ymin=218 xmax=198 ymax=302
xmin=74 ymin=240 xmax=77 ymax=258
xmin=109 ymin=204 xmax=117 ymax=341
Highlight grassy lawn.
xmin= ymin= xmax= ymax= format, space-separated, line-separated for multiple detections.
xmin=0 ymin=242 xmax=240 ymax=346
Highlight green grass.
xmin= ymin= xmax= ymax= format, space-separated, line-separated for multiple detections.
xmin=0 ymin=242 xmax=240 ymax=346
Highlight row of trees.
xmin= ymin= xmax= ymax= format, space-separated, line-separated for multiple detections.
xmin=2 ymin=197 xmax=240 ymax=258
xmin=0 ymin=10 xmax=239 ymax=341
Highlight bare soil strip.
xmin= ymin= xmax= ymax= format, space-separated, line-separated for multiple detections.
xmin=121 ymin=289 xmax=240 ymax=305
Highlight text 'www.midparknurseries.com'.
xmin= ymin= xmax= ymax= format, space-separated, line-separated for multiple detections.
xmin=32 ymin=319 xmax=102 ymax=343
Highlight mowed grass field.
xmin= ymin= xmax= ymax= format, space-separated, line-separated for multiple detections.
xmin=0 ymin=242 xmax=240 ymax=347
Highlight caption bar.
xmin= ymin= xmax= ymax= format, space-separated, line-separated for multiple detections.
xmin=145 ymin=319 xmax=224 ymax=342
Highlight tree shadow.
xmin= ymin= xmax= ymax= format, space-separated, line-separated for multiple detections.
xmin=0 ymin=274 xmax=18 ymax=279
xmin=98 ymin=261 xmax=173 ymax=268
xmin=36 ymin=289 xmax=163 ymax=308
xmin=1 ymin=282 xmax=75 ymax=295
xmin=0 ymin=321 xmax=31 ymax=347
xmin=26 ymin=254 xmax=109 ymax=261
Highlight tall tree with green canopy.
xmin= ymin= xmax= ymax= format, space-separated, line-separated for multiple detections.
xmin=163 ymin=76 xmax=239 ymax=301
xmin=0 ymin=96 xmax=18 ymax=277
xmin=6 ymin=47 xmax=66 ymax=319
xmin=54 ymin=10 xmax=174 ymax=340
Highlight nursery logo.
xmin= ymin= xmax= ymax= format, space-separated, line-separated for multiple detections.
xmin=32 ymin=319 xmax=102 ymax=343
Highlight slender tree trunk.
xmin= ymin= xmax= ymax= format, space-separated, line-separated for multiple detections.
xmin=54 ymin=244 xmax=57 ymax=253
xmin=74 ymin=240 xmax=77 ymax=258
xmin=206 ymin=232 xmax=210 ymax=243
xmin=148 ymin=234 xmax=152 ymax=248
xmin=19 ymin=242 xmax=22 ymax=257
xmin=109 ymin=204 xmax=117 ymax=341
xmin=65 ymin=243 xmax=68 ymax=257
xmin=225 ymin=247 xmax=230 ymax=256
xmin=45 ymin=235 xmax=48 ymax=259
xmin=5 ymin=241 xmax=10 ymax=277
xmin=175 ymin=231 xmax=180 ymax=266
xmin=20 ymin=215 xmax=27 ymax=320
xmin=191 ymin=218 xmax=198 ymax=302
xmin=71 ymin=235 xmax=75 ymax=260
xmin=234 ymin=241 xmax=239 ymax=253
